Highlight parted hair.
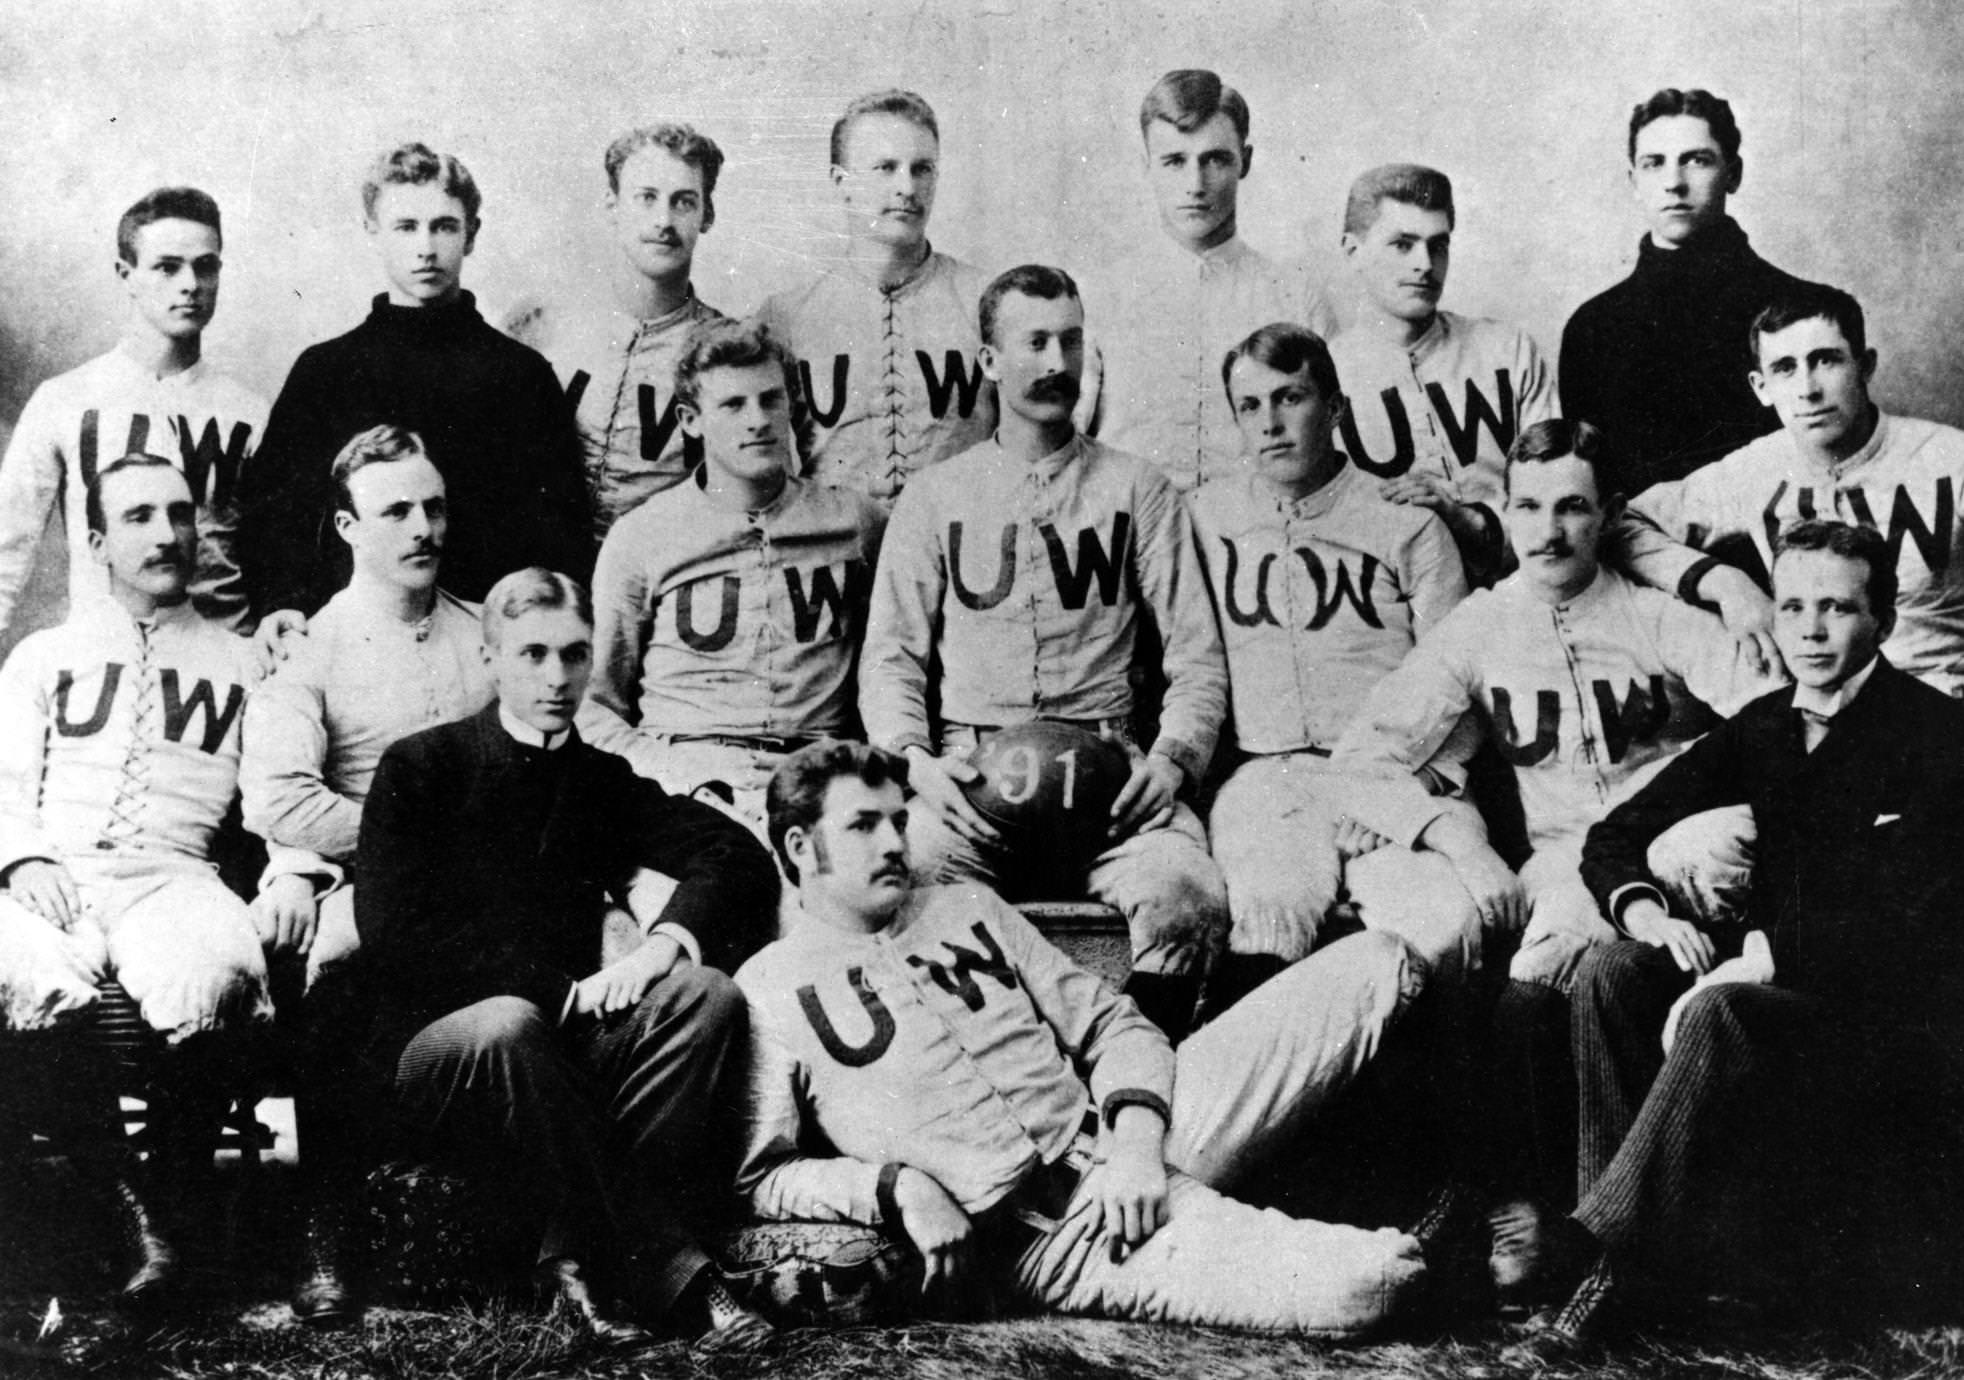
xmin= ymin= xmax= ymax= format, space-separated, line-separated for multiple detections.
xmin=830 ymin=90 xmax=940 ymax=169
xmin=978 ymin=264 xmax=1079 ymax=347
xmin=767 ymin=740 xmax=911 ymax=884
xmin=1775 ymin=520 xmax=1898 ymax=619
xmin=480 ymin=568 xmax=591 ymax=647
xmin=1751 ymin=282 xmax=1868 ymax=363
xmin=1628 ymin=88 xmax=1742 ymax=166
xmin=1138 ymin=69 xmax=1250 ymax=145
xmin=363 ymin=142 xmax=482 ymax=227
xmin=1342 ymin=163 xmax=1455 ymax=237
xmin=604 ymin=123 xmax=725 ymax=225
xmin=116 ymin=187 xmax=222 ymax=266
xmin=672 ymin=318 xmax=800 ymax=417
xmin=86 ymin=453 xmax=185 ymax=535
xmin=1219 ymin=322 xmax=1342 ymax=407
xmin=1504 ymin=417 xmax=1613 ymax=494
xmin=331 ymin=424 xmax=432 ymax=517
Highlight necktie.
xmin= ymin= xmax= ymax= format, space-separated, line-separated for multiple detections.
xmin=1799 ymin=706 xmax=1833 ymax=753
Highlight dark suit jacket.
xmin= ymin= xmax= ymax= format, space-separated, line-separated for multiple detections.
xmin=1582 ymin=659 xmax=1964 ymax=1051
xmin=350 ymin=703 xmax=778 ymax=1072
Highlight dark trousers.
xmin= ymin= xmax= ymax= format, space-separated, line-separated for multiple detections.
xmin=1570 ymin=942 xmax=1964 ymax=1308
xmin=393 ymin=967 xmax=746 ymax=1313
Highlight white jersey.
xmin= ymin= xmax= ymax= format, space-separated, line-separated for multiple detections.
xmin=1328 ymin=310 xmax=1558 ymax=536
xmin=0 ymin=348 xmax=268 ymax=639
xmin=505 ymin=290 xmax=727 ymax=537
xmin=1190 ymin=464 xmax=1466 ymax=755
xmin=1333 ymin=566 xmax=1779 ymax=853
xmin=756 ymin=249 xmax=995 ymax=504
xmin=1620 ymin=411 xmax=1964 ymax=696
xmin=0 ymin=597 xmax=259 ymax=874
xmin=1079 ymin=235 xmax=1337 ymax=492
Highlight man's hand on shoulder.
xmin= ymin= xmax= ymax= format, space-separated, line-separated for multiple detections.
xmin=1622 ymin=897 xmax=1716 ymax=975
xmin=1699 ymin=566 xmax=1780 ymax=678
xmin=1109 ymin=749 xmax=1181 ymax=840
xmin=251 ymin=609 xmax=310 ymax=675
xmin=892 ymin=1166 xmax=974 ymax=1292
xmin=3 ymin=859 xmax=81 ymax=932
xmin=251 ymin=874 xmax=319 ymax=957
xmin=571 ymin=934 xmax=685 ymax=1019
xmin=903 ymin=747 xmax=998 ymax=846
xmin=1379 ymin=473 xmax=1487 ymax=545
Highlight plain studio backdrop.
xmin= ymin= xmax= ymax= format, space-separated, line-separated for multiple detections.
xmin=3 ymin=0 xmax=1960 ymax=654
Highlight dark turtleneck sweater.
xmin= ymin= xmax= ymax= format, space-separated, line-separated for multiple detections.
xmin=240 ymin=291 xmax=591 ymax=619
xmin=1559 ymin=217 xmax=1813 ymax=497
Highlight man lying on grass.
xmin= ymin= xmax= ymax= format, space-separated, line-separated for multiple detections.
xmin=734 ymin=739 xmax=1429 ymax=1337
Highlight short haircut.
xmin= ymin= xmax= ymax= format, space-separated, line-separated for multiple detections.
xmin=1504 ymin=418 xmax=1612 ymax=496
xmin=117 ymin=187 xmax=223 ymax=266
xmin=766 ymin=739 xmax=911 ymax=884
xmin=603 ymin=123 xmax=726 ymax=221
xmin=480 ymin=568 xmax=592 ymax=648
xmin=1219 ymin=322 xmax=1342 ymax=408
xmin=1138 ymin=69 xmax=1250 ymax=145
xmin=86 ymin=453 xmax=185 ymax=535
xmin=1774 ymin=519 xmax=1898 ymax=619
xmin=829 ymin=90 xmax=939 ymax=169
xmin=673 ymin=317 xmax=799 ymax=416
xmin=1342 ymin=163 xmax=1455 ymax=237
xmin=978 ymin=264 xmax=1080 ymax=347
xmin=1750 ymin=282 xmax=1868 ymax=364
xmin=1628 ymin=88 xmax=1742 ymax=166
xmin=362 ymin=142 xmax=482 ymax=227
xmin=331 ymin=424 xmax=433 ymax=517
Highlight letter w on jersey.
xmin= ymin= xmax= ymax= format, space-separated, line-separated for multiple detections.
xmin=905 ymin=923 xmax=1015 ymax=1011
xmin=54 ymin=665 xmax=244 ymax=754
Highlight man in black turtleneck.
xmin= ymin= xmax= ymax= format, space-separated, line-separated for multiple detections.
xmin=240 ymin=143 xmax=589 ymax=623
xmin=1560 ymin=89 xmax=1813 ymax=495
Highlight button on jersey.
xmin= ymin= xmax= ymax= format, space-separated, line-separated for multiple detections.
xmin=757 ymin=251 xmax=995 ymax=503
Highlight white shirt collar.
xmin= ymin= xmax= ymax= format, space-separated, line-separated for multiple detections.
xmin=498 ymin=704 xmax=571 ymax=751
xmin=1791 ymin=653 xmax=1880 ymax=720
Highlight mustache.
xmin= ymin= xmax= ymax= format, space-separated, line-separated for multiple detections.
xmin=1526 ymin=541 xmax=1573 ymax=559
xmin=1027 ymin=375 xmax=1080 ymax=404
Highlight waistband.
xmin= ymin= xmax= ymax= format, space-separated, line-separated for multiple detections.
xmin=939 ymin=719 xmax=1137 ymax=753
xmin=667 ymin=732 xmax=825 ymax=755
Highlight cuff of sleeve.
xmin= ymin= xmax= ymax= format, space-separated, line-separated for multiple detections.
xmin=1100 ymin=1088 xmax=1172 ymax=1131
xmin=0 ymin=852 xmax=58 ymax=884
xmin=889 ymin=736 xmax=935 ymax=758
xmin=557 ymin=982 xmax=579 ymax=1026
xmin=259 ymin=845 xmax=343 ymax=894
xmin=651 ymin=921 xmax=701 ymax=967
xmin=1149 ymin=738 xmax=1202 ymax=790
xmin=1607 ymin=883 xmax=1668 ymax=937
xmin=1677 ymin=556 xmax=1723 ymax=610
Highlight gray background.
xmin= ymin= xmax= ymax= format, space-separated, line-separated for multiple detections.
xmin=4 ymin=0 xmax=1960 ymax=653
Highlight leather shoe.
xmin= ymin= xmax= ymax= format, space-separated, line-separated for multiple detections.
xmin=1502 ymin=1252 xmax=1620 ymax=1364
xmin=539 ymin=1257 xmax=655 ymax=1351
xmin=681 ymin=1270 xmax=776 ymax=1353
xmin=291 ymin=1202 xmax=361 ymax=1328
xmin=107 ymin=1178 xmax=180 ymax=1310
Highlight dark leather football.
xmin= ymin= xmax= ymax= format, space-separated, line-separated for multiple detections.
xmin=960 ymin=720 xmax=1133 ymax=865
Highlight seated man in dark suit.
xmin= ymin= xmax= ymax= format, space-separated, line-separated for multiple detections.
xmin=310 ymin=567 xmax=779 ymax=1349
xmin=1520 ymin=520 xmax=1964 ymax=1350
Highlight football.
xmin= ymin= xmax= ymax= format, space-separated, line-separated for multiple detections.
xmin=961 ymin=720 xmax=1133 ymax=868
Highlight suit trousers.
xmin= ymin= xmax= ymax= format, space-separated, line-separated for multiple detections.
xmin=391 ymin=965 xmax=746 ymax=1313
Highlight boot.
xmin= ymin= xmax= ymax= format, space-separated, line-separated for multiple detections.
xmin=291 ymin=1198 xmax=362 ymax=1328
xmin=106 ymin=1178 xmax=180 ymax=1309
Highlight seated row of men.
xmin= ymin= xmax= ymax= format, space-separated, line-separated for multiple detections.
xmin=3 ymin=239 xmax=1961 ymax=1355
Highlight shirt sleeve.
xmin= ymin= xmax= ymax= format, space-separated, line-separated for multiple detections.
xmin=991 ymin=896 xmax=1175 ymax=1113
xmin=0 ymin=636 xmax=57 ymax=874
xmin=576 ymin=524 xmax=672 ymax=779
xmin=859 ymin=484 xmax=944 ymax=754
xmin=1131 ymin=468 xmax=1227 ymax=778
xmin=735 ymin=986 xmax=886 ymax=1225
xmin=239 ymin=653 xmax=362 ymax=862
xmin=1658 ymin=594 xmax=1786 ymax=718
xmin=1330 ymin=607 xmax=1487 ymax=845
xmin=1403 ymin=511 xmax=1471 ymax=640
xmin=1614 ymin=472 xmax=1721 ymax=601
xmin=1516 ymin=329 xmax=1560 ymax=431
xmin=0 ymin=385 xmax=64 ymax=643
